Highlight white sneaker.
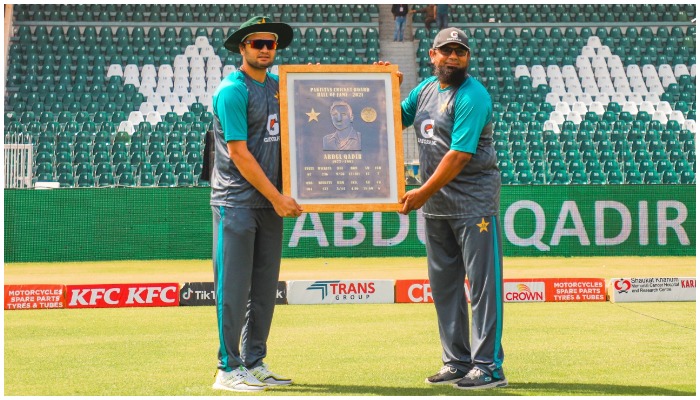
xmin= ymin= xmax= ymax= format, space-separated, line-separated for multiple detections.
xmin=249 ymin=363 xmax=293 ymax=386
xmin=212 ymin=366 xmax=268 ymax=392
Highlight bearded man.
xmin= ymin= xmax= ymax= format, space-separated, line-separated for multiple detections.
xmin=398 ymin=27 xmax=507 ymax=390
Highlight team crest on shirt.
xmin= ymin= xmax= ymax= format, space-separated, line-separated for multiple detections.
xmin=265 ymin=113 xmax=280 ymax=142
xmin=418 ymin=119 xmax=437 ymax=145
xmin=477 ymin=218 xmax=489 ymax=233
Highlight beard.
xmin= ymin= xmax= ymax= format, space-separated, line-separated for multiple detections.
xmin=434 ymin=64 xmax=468 ymax=87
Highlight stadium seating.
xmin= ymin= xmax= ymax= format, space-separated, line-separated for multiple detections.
xmin=5 ymin=4 xmax=695 ymax=187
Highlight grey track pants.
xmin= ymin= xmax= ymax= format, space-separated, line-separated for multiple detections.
xmin=212 ymin=206 xmax=282 ymax=371
xmin=425 ymin=215 xmax=505 ymax=375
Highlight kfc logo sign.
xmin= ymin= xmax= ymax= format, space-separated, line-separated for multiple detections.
xmin=66 ymin=283 xmax=179 ymax=308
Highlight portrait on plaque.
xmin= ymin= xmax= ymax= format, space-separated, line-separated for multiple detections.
xmin=323 ymin=101 xmax=362 ymax=151
xmin=279 ymin=65 xmax=405 ymax=212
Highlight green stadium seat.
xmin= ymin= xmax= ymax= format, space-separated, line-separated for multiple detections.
xmin=55 ymin=141 xmax=71 ymax=154
xmin=71 ymin=149 xmax=91 ymax=164
xmin=53 ymin=150 xmax=71 ymax=164
xmin=35 ymin=162 xmax=54 ymax=177
xmin=668 ymin=149 xmax=686 ymax=162
xmin=136 ymin=161 xmax=152 ymax=176
xmin=531 ymin=159 xmax=547 ymax=173
xmin=679 ymin=170 xmax=695 ymax=184
xmin=153 ymin=160 xmax=174 ymax=176
xmin=656 ymin=159 xmax=675 ymax=174
xmin=166 ymin=142 xmax=183 ymax=154
xmin=117 ymin=171 xmax=135 ymax=186
xmin=96 ymin=173 xmax=115 ymax=187
xmin=650 ymin=149 xmax=668 ymax=162
xmin=602 ymin=159 xmax=621 ymax=173
xmin=661 ymin=170 xmax=680 ymax=184
xmin=34 ymin=172 xmax=55 ymax=184
xmin=114 ymin=162 xmax=131 ymax=177
xmin=588 ymin=170 xmax=605 ymax=184
xmin=567 ymin=170 xmax=586 ymax=184
xmin=549 ymin=159 xmax=568 ymax=173
xmin=176 ymin=172 xmax=195 ymax=187
xmin=550 ymin=170 xmax=570 ymax=184
xmin=139 ymin=171 xmax=155 ymax=186
xmin=95 ymin=162 xmax=113 ymax=176
xmin=516 ymin=170 xmax=534 ymax=184
xmin=76 ymin=172 xmax=95 ymax=187
xmin=584 ymin=157 xmax=601 ymax=172
xmin=501 ymin=171 xmax=516 ymax=185
xmin=112 ymin=151 xmax=129 ymax=165
xmin=643 ymin=170 xmax=661 ymax=184
xmin=147 ymin=141 xmax=165 ymax=155
xmin=638 ymin=159 xmax=655 ymax=173
xmin=148 ymin=151 xmax=165 ymax=165
xmin=514 ymin=159 xmax=531 ymax=173
xmin=624 ymin=170 xmax=643 ymax=184
xmin=568 ymin=159 xmax=585 ymax=172
xmin=35 ymin=145 xmax=54 ymax=159
xmin=157 ymin=172 xmax=176 ymax=187
xmin=57 ymin=172 xmax=74 ymax=187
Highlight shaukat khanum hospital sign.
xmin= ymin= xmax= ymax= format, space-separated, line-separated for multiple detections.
xmin=280 ymin=65 xmax=405 ymax=212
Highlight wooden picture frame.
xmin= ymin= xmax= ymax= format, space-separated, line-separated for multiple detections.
xmin=279 ymin=64 xmax=405 ymax=212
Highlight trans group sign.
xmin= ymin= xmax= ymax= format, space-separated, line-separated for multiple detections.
xmin=282 ymin=185 xmax=695 ymax=257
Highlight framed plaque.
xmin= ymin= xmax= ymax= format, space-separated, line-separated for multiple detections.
xmin=279 ymin=64 xmax=405 ymax=212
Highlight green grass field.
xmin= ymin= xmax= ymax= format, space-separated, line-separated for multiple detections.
xmin=4 ymin=257 xmax=696 ymax=396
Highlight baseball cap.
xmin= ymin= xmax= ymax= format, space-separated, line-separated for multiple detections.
xmin=224 ymin=15 xmax=293 ymax=54
xmin=432 ymin=27 xmax=470 ymax=52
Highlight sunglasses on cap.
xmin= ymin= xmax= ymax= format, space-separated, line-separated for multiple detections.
xmin=243 ymin=39 xmax=278 ymax=50
xmin=435 ymin=46 xmax=468 ymax=57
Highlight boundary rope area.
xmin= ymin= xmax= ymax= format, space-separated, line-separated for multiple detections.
xmin=612 ymin=302 xmax=696 ymax=331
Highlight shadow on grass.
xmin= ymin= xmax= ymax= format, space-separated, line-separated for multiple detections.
xmin=269 ymin=382 xmax=695 ymax=396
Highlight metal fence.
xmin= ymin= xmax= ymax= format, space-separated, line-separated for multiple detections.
xmin=4 ymin=133 xmax=33 ymax=188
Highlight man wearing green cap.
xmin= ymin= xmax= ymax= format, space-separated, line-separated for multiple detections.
xmin=210 ymin=16 xmax=302 ymax=392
